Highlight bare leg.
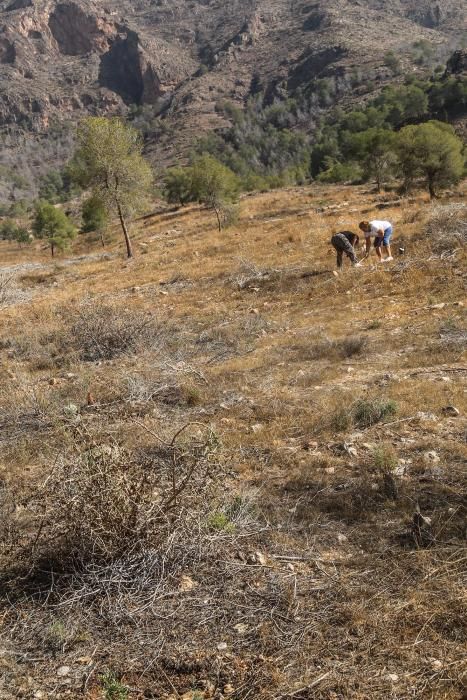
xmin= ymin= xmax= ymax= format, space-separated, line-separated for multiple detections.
xmin=383 ymin=243 xmax=392 ymax=259
xmin=336 ymin=250 xmax=343 ymax=269
xmin=374 ymin=242 xmax=382 ymax=260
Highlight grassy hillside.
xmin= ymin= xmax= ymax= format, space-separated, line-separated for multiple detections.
xmin=0 ymin=183 xmax=466 ymax=699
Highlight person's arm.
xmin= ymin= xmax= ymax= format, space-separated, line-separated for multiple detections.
xmin=364 ymin=237 xmax=372 ymax=257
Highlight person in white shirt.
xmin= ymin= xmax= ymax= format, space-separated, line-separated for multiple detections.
xmin=359 ymin=220 xmax=393 ymax=262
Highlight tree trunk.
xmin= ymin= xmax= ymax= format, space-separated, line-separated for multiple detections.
xmin=51 ymin=242 xmax=55 ymax=258
xmin=99 ymin=230 xmax=106 ymax=248
xmin=428 ymin=177 xmax=437 ymax=200
xmin=214 ymin=206 xmax=222 ymax=233
xmin=117 ymin=202 xmax=133 ymax=258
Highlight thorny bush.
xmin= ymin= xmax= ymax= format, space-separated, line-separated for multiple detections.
xmin=9 ymin=423 xmax=223 ymax=573
xmin=68 ymin=300 xmax=162 ymax=361
xmin=423 ymin=203 xmax=467 ymax=254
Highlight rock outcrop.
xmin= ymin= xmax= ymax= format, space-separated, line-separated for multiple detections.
xmin=0 ymin=0 xmax=464 ymax=194
xmin=99 ymin=29 xmax=161 ymax=105
xmin=48 ymin=2 xmax=111 ymax=55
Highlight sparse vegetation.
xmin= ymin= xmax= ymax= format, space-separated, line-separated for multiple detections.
xmin=0 ymin=180 xmax=465 ymax=700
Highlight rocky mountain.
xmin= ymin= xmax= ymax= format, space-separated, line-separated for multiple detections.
xmin=0 ymin=0 xmax=465 ymax=195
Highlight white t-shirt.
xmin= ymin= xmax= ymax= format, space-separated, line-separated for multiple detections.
xmin=366 ymin=220 xmax=391 ymax=238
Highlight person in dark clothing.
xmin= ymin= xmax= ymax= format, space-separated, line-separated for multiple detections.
xmin=331 ymin=231 xmax=361 ymax=269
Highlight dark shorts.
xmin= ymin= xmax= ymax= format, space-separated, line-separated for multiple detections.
xmin=374 ymin=226 xmax=393 ymax=247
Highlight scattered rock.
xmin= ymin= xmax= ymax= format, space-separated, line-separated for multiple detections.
xmin=255 ymin=551 xmax=267 ymax=566
xmin=233 ymin=623 xmax=248 ymax=634
xmin=416 ymin=411 xmax=437 ymax=421
xmin=216 ymin=642 xmax=228 ymax=651
xmin=386 ymin=673 xmax=399 ymax=683
xmin=77 ymin=656 xmax=92 ymax=664
xmin=249 ymin=308 xmax=259 ymax=315
xmin=442 ymin=405 xmax=460 ymax=417
xmin=337 ymin=533 xmax=348 ymax=544
xmin=302 ymin=440 xmax=318 ymax=451
xmin=34 ymin=693 xmax=44 ymax=699
xmin=251 ymin=423 xmax=263 ymax=434
xmin=412 ymin=510 xmax=434 ymax=547
xmin=49 ymin=377 xmax=58 ymax=386
xmin=393 ymin=463 xmax=406 ymax=477
xmin=287 ymin=562 xmax=295 ymax=572
xmin=57 ymin=666 xmax=71 ymax=677
xmin=64 ymin=403 xmax=79 ymax=415
xmin=423 ymin=450 xmax=440 ymax=464
xmin=430 ymin=303 xmax=445 ymax=309
xmin=430 ymin=659 xmax=443 ymax=671
xmin=179 ymin=575 xmax=197 ymax=592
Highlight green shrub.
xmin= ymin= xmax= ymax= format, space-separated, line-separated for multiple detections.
xmin=163 ymin=166 xmax=197 ymax=206
xmin=0 ymin=219 xmax=31 ymax=245
xmin=331 ymin=407 xmax=353 ymax=432
xmin=352 ymin=399 xmax=398 ymax=428
xmin=207 ymin=512 xmax=234 ymax=531
xmin=372 ymin=444 xmax=399 ymax=473
xmin=317 ymin=160 xmax=362 ymax=184
xmin=384 ymin=51 xmax=401 ymax=74
xmin=101 ymin=673 xmax=128 ymax=700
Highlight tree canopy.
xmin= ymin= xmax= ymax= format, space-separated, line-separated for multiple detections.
xmin=396 ymin=121 xmax=465 ymax=198
xmin=32 ymin=201 xmax=76 ymax=256
xmin=70 ymin=117 xmax=153 ymax=258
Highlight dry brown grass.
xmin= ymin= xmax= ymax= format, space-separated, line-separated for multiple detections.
xmin=0 ymin=182 xmax=465 ymax=699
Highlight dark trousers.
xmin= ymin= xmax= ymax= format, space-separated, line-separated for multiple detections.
xmin=331 ymin=233 xmax=357 ymax=268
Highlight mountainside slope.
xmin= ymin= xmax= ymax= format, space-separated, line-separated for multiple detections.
xmin=0 ymin=0 xmax=465 ymax=155
xmin=0 ymin=182 xmax=465 ymax=698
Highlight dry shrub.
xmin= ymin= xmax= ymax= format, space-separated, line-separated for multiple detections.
xmin=0 ymin=301 xmax=162 ymax=368
xmin=125 ymin=374 xmax=202 ymax=408
xmin=23 ymin=425 xmax=222 ymax=568
xmin=423 ymin=204 xmax=467 ymax=254
xmin=310 ymin=336 xmax=367 ymax=360
xmin=228 ymin=259 xmax=269 ymax=290
xmin=68 ymin=301 xmax=161 ymax=361
xmin=295 ymin=335 xmax=367 ymax=362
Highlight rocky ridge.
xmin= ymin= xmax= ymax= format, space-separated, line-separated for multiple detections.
xmin=0 ymin=0 xmax=465 ymax=188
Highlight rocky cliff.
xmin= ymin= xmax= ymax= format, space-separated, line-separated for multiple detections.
xmin=0 ymin=0 xmax=465 ymax=195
